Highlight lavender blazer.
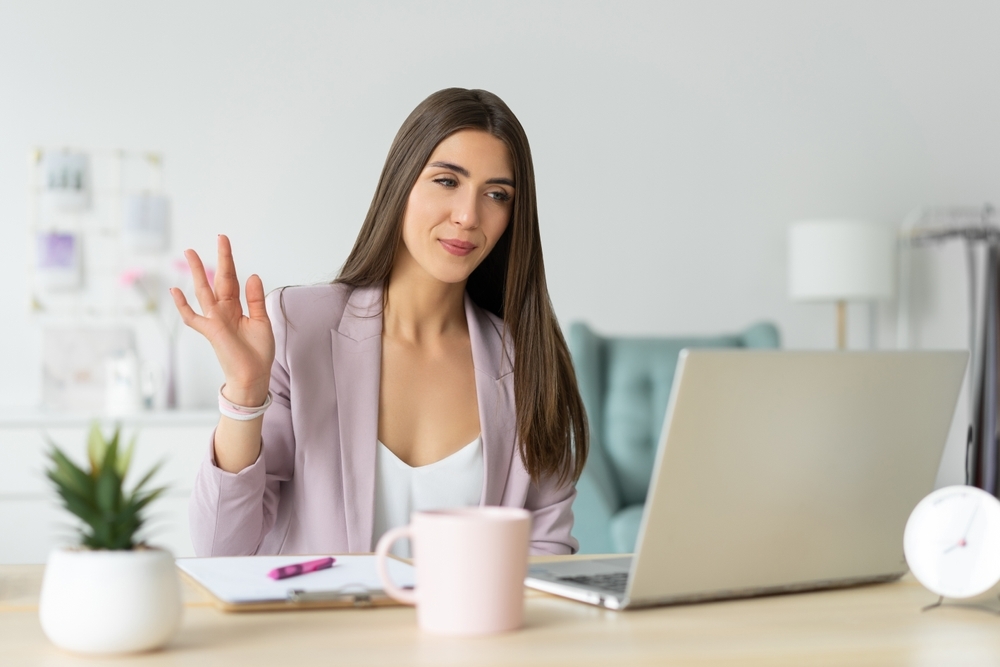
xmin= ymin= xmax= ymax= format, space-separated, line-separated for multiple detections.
xmin=189 ymin=283 xmax=579 ymax=556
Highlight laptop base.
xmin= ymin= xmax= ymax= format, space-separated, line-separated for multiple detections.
xmin=526 ymin=557 xmax=903 ymax=610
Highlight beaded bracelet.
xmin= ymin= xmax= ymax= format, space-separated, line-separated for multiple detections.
xmin=218 ymin=384 xmax=272 ymax=421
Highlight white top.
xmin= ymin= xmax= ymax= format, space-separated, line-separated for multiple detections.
xmin=372 ymin=436 xmax=484 ymax=557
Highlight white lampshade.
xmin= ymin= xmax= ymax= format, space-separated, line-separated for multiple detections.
xmin=788 ymin=220 xmax=894 ymax=302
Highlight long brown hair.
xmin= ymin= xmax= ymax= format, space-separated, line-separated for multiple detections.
xmin=336 ymin=88 xmax=588 ymax=486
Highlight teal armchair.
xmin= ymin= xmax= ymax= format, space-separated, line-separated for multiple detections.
xmin=569 ymin=322 xmax=781 ymax=554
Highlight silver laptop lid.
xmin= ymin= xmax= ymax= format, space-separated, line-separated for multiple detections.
xmin=627 ymin=350 xmax=968 ymax=605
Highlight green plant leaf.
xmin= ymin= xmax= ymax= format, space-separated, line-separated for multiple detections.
xmin=129 ymin=461 xmax=164 ymax=496
xmin=101 ymin=427 xmax=119 ymax=476
xmin=114 ymin=511 xmax=144 ymax=549
xmin=56 ymin=491 xmax=102 ymax=530
xmin=129 ymin=486 xmax=167 ymax=512
xmin=109 ymin=426 xmax=120 ymax=459
xmin=48 ymin=474 xmax=95 ymax=511
xmin=95 ymin=461 xmax=122 ymax=516
xmin=86 ymin=424 xmax=107 ymax=473
xmin=47 ymin=424 xmax=168 ymax=551
xmin=47 ymin=448 xmax=93 ymax=499
xmin=100 ymin=427 xmax=121 ymax=485
xmin=116 ymin=433 xmax=137 ymax=478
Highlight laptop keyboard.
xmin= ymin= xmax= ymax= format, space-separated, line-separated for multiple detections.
xmin=558 ymin=572 xmax=629 ymax=594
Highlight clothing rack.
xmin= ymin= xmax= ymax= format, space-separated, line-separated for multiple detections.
xmin=897 ymin=204 xmax=999 ymax=495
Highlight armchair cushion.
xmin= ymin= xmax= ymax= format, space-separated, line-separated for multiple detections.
xmin=570 ymin=321 xmax=780 ymax=553
xmin=609 ymin=504 xmax=645 ymax=555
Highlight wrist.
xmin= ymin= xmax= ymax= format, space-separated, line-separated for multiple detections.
xmin=219 ymin=383 xmax=272 ymax=422
xmin=221 ymin=382 xmax=269 ymax=408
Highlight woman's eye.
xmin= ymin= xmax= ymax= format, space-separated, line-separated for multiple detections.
xmin=488 ymin=191 xmax=511 ymax=203
xmin=433 ymin=177 xmax=458 ymax=188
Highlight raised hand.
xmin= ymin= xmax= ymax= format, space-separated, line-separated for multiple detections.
xmin=170 ymin=235 xmax=275 ymax=407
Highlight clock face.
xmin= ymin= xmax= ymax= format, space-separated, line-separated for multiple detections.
xmin=904 ymin=485 xmax=1000 ymax=599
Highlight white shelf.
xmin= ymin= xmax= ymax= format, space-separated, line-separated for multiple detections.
xmin=0 ymin=409 xmax=218 ymax=429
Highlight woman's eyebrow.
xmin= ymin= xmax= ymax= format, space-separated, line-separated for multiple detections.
xmin=429 ymin=161 xmax=469 ymax=176
xmin=428 ymin=161 xmax=515 ymax=188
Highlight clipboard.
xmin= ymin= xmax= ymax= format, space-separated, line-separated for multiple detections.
xmin=176 ymin=554 xmax=416 ymax=612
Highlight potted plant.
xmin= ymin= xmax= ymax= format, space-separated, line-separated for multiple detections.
xmin=38 ymin=424 xmax=182 ymax=654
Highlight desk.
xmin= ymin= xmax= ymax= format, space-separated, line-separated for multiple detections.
xmin=3 ymin=558 xmax=1000 ymax=666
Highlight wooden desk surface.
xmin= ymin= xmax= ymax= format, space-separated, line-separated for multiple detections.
xmin=3 ymin=558 xmax=1000 ymax=666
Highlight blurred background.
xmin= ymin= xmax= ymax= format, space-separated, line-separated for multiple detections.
xmin=1 ymin=0 xmax=997 ymax=559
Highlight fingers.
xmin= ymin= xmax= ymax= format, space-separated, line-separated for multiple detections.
xmin=245 ymin=274 xmax=269 ymax=322
xmin=169 ymin=287 xmax=209 ymax=335
xmin=214 ymin=234 xmax=240 ymax=302
xmin=184 ymin=248 xmax=218 ymax=315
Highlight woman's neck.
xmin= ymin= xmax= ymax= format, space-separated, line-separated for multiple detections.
xmin=384 ymin=251 xmax=467 ymax=343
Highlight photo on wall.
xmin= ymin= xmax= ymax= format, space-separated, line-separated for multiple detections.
xmin=35 ymin=231 xmax=82 ymax=291
xmin=41 ymin=150 xmax=91 ymax=213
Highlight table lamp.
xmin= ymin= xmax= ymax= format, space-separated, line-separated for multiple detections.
xmin=788 ymin=220 xmax=894 ymax=349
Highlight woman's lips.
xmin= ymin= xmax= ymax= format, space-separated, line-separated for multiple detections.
xmin=439 ymin=238 xmax=476 ymax=257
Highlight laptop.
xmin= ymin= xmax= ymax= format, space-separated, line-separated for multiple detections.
xmin=526 ymin=350 xmax=968 ymax=609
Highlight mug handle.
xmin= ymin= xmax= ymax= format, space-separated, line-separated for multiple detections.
xmin=375 ymin=526 xmax=418 ymax=606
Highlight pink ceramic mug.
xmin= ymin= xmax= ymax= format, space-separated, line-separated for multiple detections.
xmin=375 ymin=507 xmax=531 ymax=636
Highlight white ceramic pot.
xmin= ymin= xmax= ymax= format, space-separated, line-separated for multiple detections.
xmin=39 ymin=547 xmax=182 ymax=654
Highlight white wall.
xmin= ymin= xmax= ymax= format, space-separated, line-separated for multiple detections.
xmin=1 ymin=1 xmax=997 ymax=485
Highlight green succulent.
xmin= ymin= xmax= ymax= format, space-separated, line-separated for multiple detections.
xmin=46 ymin=424 xmax=167 ymax=550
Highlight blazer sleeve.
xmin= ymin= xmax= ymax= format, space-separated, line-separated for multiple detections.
xmin=525 ymin=472 xmax=579 ymax=555
xmin=188 ymin=290 xmax=296 ymax=556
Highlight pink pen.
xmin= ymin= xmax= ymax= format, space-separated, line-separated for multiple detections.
xmin=267 ymin=557 xmax=336 ymax=580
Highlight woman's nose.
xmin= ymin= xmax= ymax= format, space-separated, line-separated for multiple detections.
xmin=452 ymin=190 xmax=480 ymax=229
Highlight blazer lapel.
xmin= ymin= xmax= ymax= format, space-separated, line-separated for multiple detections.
xmin=331 ymin=284 xmax=383 ymax=552
xmin=465 ymin=294 xmax=517 ymax=506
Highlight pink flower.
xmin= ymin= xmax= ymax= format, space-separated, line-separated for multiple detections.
xmin=119 ymin=267 xmax=145 ymax=286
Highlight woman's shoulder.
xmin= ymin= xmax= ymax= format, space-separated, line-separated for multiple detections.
xmin=265 ymin=282 xmax=349 ymax=309
xmin=264 ymin=282 xmax=373 ymax=331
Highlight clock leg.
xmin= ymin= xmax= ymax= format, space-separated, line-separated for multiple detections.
xmin=921 ymin=596 xmax=1000 ymax=614
xmin=921 ymin=596 xmax=944 ymax=612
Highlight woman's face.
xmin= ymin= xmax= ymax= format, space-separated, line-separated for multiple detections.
xmin=397 ymin=129 xmax=514 ymax=285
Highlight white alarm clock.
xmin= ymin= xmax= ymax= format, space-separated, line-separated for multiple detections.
xmin=903 ymin=485 xmax=1000 ymax=599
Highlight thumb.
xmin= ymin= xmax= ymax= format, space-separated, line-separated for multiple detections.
xmin=246 ymin=274 xmax=268 ymax=322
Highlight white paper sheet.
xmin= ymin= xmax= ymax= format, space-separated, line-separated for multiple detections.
xmin=176 ymin=555 xmax=415 ymax=604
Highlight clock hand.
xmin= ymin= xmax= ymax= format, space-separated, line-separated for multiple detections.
xmin=942 ymin=504 xmax=982 ymax=554
xmin=961 ymin=504 xmax=981 ymax=541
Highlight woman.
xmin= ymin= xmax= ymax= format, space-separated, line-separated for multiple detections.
xmin=172 ymin=88 xmax=588 ymax=556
